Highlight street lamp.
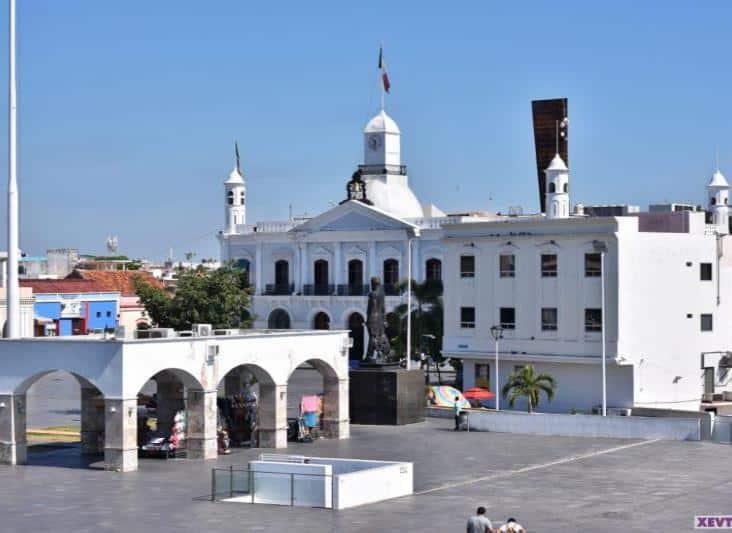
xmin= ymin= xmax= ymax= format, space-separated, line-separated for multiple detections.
xmin=490 ymin=325 xmax=504 ymax=410
xmin=593 ymin=240 xmax=608 ymax=417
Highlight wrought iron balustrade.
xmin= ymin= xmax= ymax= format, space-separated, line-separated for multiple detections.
xmin=264 ymin=283 xmax=294 ymax=296
xmin=336 ymin=284 xmax=369 ymax=296
xmin=303 ymin=284 xmax=335 ymax=296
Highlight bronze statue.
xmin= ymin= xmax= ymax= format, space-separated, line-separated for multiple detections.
xmin=365 ymin=276 xmax=393 ymax=361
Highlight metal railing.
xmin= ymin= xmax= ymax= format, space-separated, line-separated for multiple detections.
xmin=302 ymin=284 xmax=335 ymax=296
xmin=210 ymin=465 xmax=333 ymax=508
xmin=336 ymin=284 xmax=369 ymax=296
xmin=264 ymin=283 xmax=294 ymax=295
xmin=358 ymin=164 xmax=407 ymax=176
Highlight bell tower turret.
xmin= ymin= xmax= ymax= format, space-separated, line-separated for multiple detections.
xmin=544 ymin=153 xmax=570 ymax=219
xmin=224 ymin=142 xmax=246 ymax=234
xmin=707 ymin=168 xmax=730 ymax=235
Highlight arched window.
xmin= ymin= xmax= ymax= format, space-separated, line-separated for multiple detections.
xmin=268 ymin=308 xmax=291 ymax=329
xmin=425 ymin=258 xmax=442 ymax=281
xmin=348 ymin=259 xmax=363 ymax=295
xmin=563 ymin=183 xmax=569 ymax=193
xmin=712 ymin=197 xmax=717 ymax=205
xmin=235 ymin=258 xmax=250 ymax=286
xmin=314 ymin=259 xmax=329 ymax=295
xmin=726 ymin=197 xmax=729 ymax=205
xmin=274 ymin=260 xmax=289 ymax=293
xmin=239 ymin=191 xmax=245 ymax=203
xmin=227 ymin=190 xmax=234 ymax=205
xmin=313 ymin=312 xmax=330 ymax=330
xmin=347 ymin=313 xmax=365 ymax=360
xmin=383 ymin=259 xmax=399 ymax=295
xmin=548 ymin=183 xmax=556 ymax=193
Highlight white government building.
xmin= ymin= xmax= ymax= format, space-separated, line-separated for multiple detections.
xmin=219 ymin=108 xmax=492 ymax=361
xmin=219 ymin=107 xmax=732 ymax=413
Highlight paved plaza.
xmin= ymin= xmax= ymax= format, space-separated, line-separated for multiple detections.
xmin=0 ymin=417 xmax=730 ymax=532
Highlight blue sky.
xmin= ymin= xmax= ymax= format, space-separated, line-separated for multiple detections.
xmin=1 ymin=1 xmax=732 ymax=261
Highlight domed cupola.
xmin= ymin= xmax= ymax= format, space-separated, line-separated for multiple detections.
xmin=707 ymin=167 xmax=730 ymax=234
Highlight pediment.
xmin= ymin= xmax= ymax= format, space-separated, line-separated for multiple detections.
xmin=292 ymin=200 xmax=417 ymax=234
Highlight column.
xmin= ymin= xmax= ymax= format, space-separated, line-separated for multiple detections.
xmin=255 ymin=241 xmax=264 ymax=296
xmin=322 ymin=378 xmax=350 ymax=439
xmin=80 ymin=387 xmax=105 ymax=455
xmin=156 ymin=375 xmax=186 ymax=437
xmin=186 ymin=389 xmax=218 ymax=460
xmin=334 ymin=242 xmax=343 ymax=288
xmin=257 ymin=383 xmax=287 ymax=448
xmin=104 ymin=398 xmax=137 ymax=472
xmin=369 ymin=241 xmax=378 ymax=282
xmin=411 ymin=239 xmax=421 ymax=282
xmin=299 ymin=242 xmax=308 ymax=292
xmin=0 ymin=394 xmax=26 ymax=465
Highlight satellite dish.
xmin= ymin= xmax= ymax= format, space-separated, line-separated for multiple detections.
xmin=106 ymin=235 xmax=119 ymax=254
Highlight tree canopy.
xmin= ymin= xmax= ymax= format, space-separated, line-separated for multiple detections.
xmin=133 ymin=265 xmax=252 ymax=330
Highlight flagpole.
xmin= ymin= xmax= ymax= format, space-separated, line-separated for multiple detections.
xmin=6 ymin=0 xmax=20 ymax=338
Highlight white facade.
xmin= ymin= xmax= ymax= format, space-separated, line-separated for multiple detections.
xmin=219 ymin=110 xmax=494 ymax=359
xmin=443 ymin=208 xmax=732 ymax=413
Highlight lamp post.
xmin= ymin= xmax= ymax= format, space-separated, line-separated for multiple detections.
xmin=593 ymin=240 xmax=608 ymax=416
xmin=406 ymin=237 xmax=414 ymax=370
xmin=6 ymin=0 xmax=20 ymax=338
xmin=490 ymin=325 xmax=503 ymax=411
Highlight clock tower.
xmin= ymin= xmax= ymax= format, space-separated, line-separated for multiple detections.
xmin=363 ymin=109 xmax=401 ymax=167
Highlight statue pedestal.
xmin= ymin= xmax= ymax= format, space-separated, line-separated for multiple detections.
xmin=349 ymin=367 xmax=425 ymax=425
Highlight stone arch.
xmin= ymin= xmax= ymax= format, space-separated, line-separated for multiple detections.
xmin=287 ymin=357 xmax=348 ymax=440
xmin=308 ymin=308 xmax=332 ymax=330
xmin=268 ymin=308 xmax=291 ymax=329
xmin=313 ymin=311 xmax=331 ymax=330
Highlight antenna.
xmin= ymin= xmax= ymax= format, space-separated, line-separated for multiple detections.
xmin=555 ymin=120 xmax=559 ymax=155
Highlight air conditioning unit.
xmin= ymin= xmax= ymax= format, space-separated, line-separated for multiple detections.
xmin=135 ymin=328 xmax=175 ymax=339
xmin=723 ymin=391 xmax=732 ymax=402
xmin=213 ymin=329 xmax=238 ymax=336
xmin=192 ymin=323 xmax=212 ymax=337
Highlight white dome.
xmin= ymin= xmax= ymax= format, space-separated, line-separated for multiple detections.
xmin=364 ymin=110 xmax=400 ymax=134
xmin=545 ymin=153 xmax=568 ymax=172
xmin=225 ymin=167 xmax=244 ymax=184
xmin=708 ymin=170 xmax=729 ymax=188
xmin=365 ymin=178 xmax=423 ymax=219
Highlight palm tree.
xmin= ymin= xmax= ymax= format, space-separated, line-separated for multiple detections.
xmin=501 ymin=364 xmax=556 ymax=413
xmin=392 ymin=279 xmax=443 ymax=360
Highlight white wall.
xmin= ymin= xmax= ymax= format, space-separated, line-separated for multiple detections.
xmin=249 ymin=461 xmax=332 ymax=507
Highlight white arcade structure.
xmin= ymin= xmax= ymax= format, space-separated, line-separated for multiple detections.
xmin=0 ymin=328 xmax=350 ymax=472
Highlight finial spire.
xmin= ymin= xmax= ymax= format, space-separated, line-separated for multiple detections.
xmin=234 ymin=140 xmax=241 ymax=174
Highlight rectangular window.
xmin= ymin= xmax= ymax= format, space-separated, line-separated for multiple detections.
xmin=499 ymin=307 xmax=515 ymax=330
xmin=700 ymin=262 xmax=712 ymax=281
xmin=460 ymin=307 xmax=475 ymax=329
xmin=460 ymin=255 xmax=475 ymax=278
xmin=95 ymin=311 xmax=101 ymax=318
xmin=585 ymin=253 xmax=602 ymax=277
xmin=701 ymin=313 xmax=713 ymax=332
xmin=106 ymin=311 xmax=112 ymax=317
xmin=541 ymin=254 xmax=558 ymax=277
xmin=585 ymin=308 xmax=602 ymax=332
xmin=475 ymin=363 xmax=490 ymax=389
xmin=541 ymin=307 xmax=558 ymax=331
xmin=499 ymin=254 xmax=515 ymax=278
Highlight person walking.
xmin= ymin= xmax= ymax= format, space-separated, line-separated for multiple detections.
xmin=466 ymin=506 xmax=493 ymax=533
xmin=453 ymin=395 xmax=462 ymax=431
xmin=498 ymin=517 xmax=525 ymax=532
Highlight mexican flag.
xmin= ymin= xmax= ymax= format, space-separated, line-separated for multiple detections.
xmin=378 ymin=46 xmax=391 ymax=93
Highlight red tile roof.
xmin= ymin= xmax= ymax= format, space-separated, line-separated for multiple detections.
xmin=19 ymin=278 xmax=112 ymax=294
xmin=66 ymin=270 xmax=164 ymax=296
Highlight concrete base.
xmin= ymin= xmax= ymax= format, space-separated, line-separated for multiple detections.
xmin=104 ymin=448 xmax=138 ymax=472
xmin=80 ymin=388 xmax=105 ymax=455
xmin=349 ymin=368 xmax=425 ymax=425
xmin=258 ymin=428 xmax=287 ymax=448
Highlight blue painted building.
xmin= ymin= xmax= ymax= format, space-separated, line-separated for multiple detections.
xmin=20 ymin=279 xmax=120 ymax=336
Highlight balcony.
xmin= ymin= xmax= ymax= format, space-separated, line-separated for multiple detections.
xmin=336 ymin=284 xmax=369 ymax=296
xmin=358 ymin=164 xmax=407 ymax=176
xmin=264 ymin=283 xmax=294 ymax=296
xmin=303 ymin=284 xmax=335 ymax=296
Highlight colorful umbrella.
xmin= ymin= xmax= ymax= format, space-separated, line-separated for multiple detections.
xmin=428 ymin=386 xmax=471 ymax=409
xmin=462 ymin=387 xmax=496 ymax=400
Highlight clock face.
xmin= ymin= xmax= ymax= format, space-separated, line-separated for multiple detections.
xmin=368 ymin=135 xmax=381 ymax=151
